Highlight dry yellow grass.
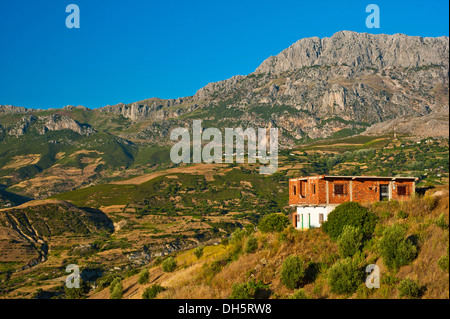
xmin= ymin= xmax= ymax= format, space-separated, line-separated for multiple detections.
xmin=110 ymin=163 xmax=228 ymax=185
xmin=3 ymin=154 xmax=41 ymax=169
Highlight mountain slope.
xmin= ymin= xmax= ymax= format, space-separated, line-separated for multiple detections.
xmin=86 ymin=186 xmax=449 ymax=300
xmin=0 ymin=200 xmax=113 ymax=274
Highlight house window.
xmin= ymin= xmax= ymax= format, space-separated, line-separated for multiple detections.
xmin=293 ymin=186 xmax=297 ymax=195
xmin=397 ymin=185 xmax=407 ymax=196
xmin=380 ymin=184 xmax=389 ymax=201
xmin=334 ymin=184 xmax=345 ymax=195
xmin=313 ymin=184 xmax=316 ymax=194
xmin=319 ymin=213 xmax=324 ymax=225
xmin=299 ymin=180 xmax=307 ymax=197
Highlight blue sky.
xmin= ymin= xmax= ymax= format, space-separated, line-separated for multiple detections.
xmin=0 ymin=0 xmax=448 ymax=109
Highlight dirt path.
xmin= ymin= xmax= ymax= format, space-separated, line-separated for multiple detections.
xmin=0 ymin=199 xmax=69 ymax=212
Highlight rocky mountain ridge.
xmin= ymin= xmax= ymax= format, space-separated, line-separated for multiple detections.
xmin=256 ymin=31 xmax=449 ymax=73
xmin=1 ymin=31 xmax=448 ymax=141
xmin=5 ymin=113 xmax=95 ymax=137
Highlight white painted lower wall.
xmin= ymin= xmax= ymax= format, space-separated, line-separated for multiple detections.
xmin=295 ymin=205 xmax=338 ymax=230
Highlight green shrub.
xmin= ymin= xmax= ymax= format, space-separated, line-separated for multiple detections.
xmin=258 ymin=213 xmax=290 ymax=233
xmin=142 ymin=284 xmax=166 ymax=299
xmin=438 ymin=246 xmax=449 ymax=272
xmin=245 ymin=236 xmax=258 ymax=253
xmin=398 ymin=279 xmax=422 ymax=299
xmin=230 ymin=228 xmax=245 ymax=245
xmin=381 ymin=211 xmax=391 ymax=219
xmin=109 ymin=278 xmax=122 ymax=294
xmin=280 ymin=256 xmax=306 ymax=289
xmin=327 ymin=258 xmax=364 ymax=295
xmin=96 ymin=274 xmax=117 ymax=290
xmin=289 ymin=289 xmax=309 ymax=299
xmin=202 ymin=259 xmax=228 ymax=278
xmin=194 ymin=246 xmax=205 ymax=259
xmin=337 ymin=225 xmax=363 ymax=258
xmin=435 ymin=214 xmax=448 ymax=229
xmin=64 ymin=279 xmax=91 ymax=299
xmin=138 ymin=269 xmax=149 ymax=285
xmin=438 ymin=254 xmax=449 ymax=272
xmin=244 ymin=224 xmax=255 ymax=236
xmin=230 ymin=279 xmax=270 ymax=299
xmin=110 ymin=280 xmax=123 ymax=299
xmin=379 ymin=225 xmax=417 ymax=270
xmin=423 ymin=195 xmax=438 ymax=211
xmin=397 ymin=211 xmax=408 ymax=220
xmin=278 ymin=232 xmax=288 ymax=242
xmin=322 ymin=202 xmax=378 ymax=240
xmin=162 ymin=257 xmax=177 ymax=272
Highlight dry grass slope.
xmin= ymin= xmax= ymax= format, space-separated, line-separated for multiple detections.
xmin=89 ymin=186 xmax=449 ymax=299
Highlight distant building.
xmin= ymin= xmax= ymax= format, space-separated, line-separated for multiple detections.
xmin=289 ymin=175 xmax=418 ymax=230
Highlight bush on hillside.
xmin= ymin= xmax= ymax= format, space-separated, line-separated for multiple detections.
xmin=230 ymin=228 xmax=245 ymax=245
xmin=398 ymin=279 xmax=423 ymax=299
xmin=162 ymin=257 xmax=177 ymax=272
xmin=327 ymin=258 xmax=364 ymax=295
xmin=258 ymin=213 xmax=290 ymax=233
xmin=109 ymin=280 xmax=123 ymax=299
xmin=322 ymin=202 xmax=378 ymax=240
xmin=337 ymin=225 xmax=363 ymax=258
xmin=142 ymin=284 xmax=166 ymax=299
xmin=396 ymin=211 xmax=408 ymax=220
xmin=245 ymin=236 xmax=258 ymax=253
xmin=138 ymin=269 xmax=149 ymax=285
xmin=289 ymin=289 xmax=309 ymax=299
xmin=378 ymin=225 xmax=417 ymax=270
xmin=109 ymin=278 xmax=122 ymax=294
xmin=437 ymin=246 xmax=449 ymax=272
xmin=64 ymin=279 xmax=91 ymax=299
xmin=230 ymin=279 xmax=270 ymax=299
xmin=280 ymin=256 xmax=306 ymax=289
xmin=435 ymin=213 xmax=448 ymax=229
xmin=244 ymin=224 xmax=255 ymax=236
xmin=194 ymin=246 xmax=205 ymax=259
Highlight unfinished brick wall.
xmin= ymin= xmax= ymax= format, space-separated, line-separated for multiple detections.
xmin=289 ymin=176 xmax=416 ymax=206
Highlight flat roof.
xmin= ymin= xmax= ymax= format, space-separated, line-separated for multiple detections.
xmin=290 ymin=175 xmax=418 ymax=181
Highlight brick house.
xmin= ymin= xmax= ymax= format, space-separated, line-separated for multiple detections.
xmin=289 ymin=175 xmax=418 ymax=230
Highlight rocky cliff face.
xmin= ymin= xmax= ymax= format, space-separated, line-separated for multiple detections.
xmin=8 ymin=115 xmax=37 ymax=137
xmin=256 ymin=31 xmax=449 ymax=73
xmin=98 ymin=97 xmax=199 ymax=121
xmin=38 ymin=114 xmax=96 ymax=136
xmin=0 ymin=105 xmax=33 ymax=115
xmin=7 ymin=114 xmax=95 ymax=137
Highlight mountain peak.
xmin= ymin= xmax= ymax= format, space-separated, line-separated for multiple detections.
xmin=255 ymin=31 xmax=449 ymax=74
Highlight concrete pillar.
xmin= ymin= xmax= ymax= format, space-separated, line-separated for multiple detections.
xmin=389 ymin=181 xmax=393 ymax=200
xmin=349 ymin=180 xmax=353 ymax=201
